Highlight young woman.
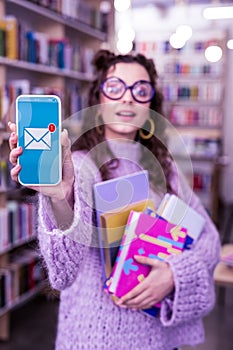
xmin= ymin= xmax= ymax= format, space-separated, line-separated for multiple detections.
xmin=8 ymin=49 xmax=220 ymax=350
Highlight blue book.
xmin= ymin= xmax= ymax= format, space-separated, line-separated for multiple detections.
xmin=93 ymin=170 xmax=150 ymax=282
xmin=26 ymin=31 xmax=37 ymax=63
xmin=157 ymin=194 xmax=205 ymax=249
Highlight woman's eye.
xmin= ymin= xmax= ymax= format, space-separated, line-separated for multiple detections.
xmin=107 ymin=85 xmax=121 ymax=93
xmin=136 ymin=88 xmax=148 ymax=96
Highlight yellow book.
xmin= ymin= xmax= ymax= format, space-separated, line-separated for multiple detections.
xmin=0 ymin=16 xmax=18 ymax=60
xmin=5 ymin=16 xmax=18 ymax=60
xmin=100 ymin=199 xmax=155 ymax=278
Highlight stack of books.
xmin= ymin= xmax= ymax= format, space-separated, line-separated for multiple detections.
xmin=93 ymin=171 xmax=206 ymax=317
xmin=93 ymin=170 xmax=152 ymax=281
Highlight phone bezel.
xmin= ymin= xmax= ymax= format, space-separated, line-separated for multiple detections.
xmin=16 ymin=94 xmax=62 ymax=186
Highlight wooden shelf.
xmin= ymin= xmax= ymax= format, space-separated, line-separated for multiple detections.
xmin=214 ymin=244 xmax=233 ymax=287
xmin=0 ymin=281 xmax=46 ymax=318
xmin=164 ymin=100 xmax=222 ymax=107
xmin=167 ymin=126 xmax=221 ymax=138
xmin=0 ymin=235 xmax=38 ymax=255
xmin=161 ymin=74 xmax=223 ymax=81
xmin=7 ymin=0 xmax=107 ymax=41
xmin=0 ymin=56 xmax=94 ymax=81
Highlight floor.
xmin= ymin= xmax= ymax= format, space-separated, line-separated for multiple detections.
xmin=0 ymin=287 xmax=232 ymax=350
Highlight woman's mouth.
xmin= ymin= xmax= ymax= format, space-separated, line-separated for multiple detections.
xmin=116 ymin=111 xmax=136 ymax=118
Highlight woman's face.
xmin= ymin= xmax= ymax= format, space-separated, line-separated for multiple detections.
xmin=99 ymin=62 xmax=151 ymax=140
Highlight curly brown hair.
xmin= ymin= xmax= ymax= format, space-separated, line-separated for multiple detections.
xmin=72 ymin=49 xmax=173 ymax=193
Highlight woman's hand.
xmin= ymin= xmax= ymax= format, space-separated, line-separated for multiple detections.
xmin=8 ymin=122 xmax=75 ymax=206
xmin=116 ymin=256 xmax=175 ymax=310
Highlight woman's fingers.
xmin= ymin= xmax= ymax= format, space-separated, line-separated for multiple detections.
xmin=8 ymin=122 xmax=17 ymax=150
xmin=8 ymin=121 xmax=16 ymax=132
xmin=60 ymin=128 xmax=71 ymax=148
xmin=9 ymin=146 xmax=23 ymax=166
xmin=61 ymin=129 xmax=74 ymax=181
xmin=10 ymin=164 xmax=21 ymax=182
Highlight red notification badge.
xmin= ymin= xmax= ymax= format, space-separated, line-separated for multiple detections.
xmin=48 ymin=123 xmax=56 ymax=132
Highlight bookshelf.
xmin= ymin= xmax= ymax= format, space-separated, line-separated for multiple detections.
xmin=0 ymin=0 xmax=114 ymax=340
xmin=136 ymin=28 xmax=226 ymax=223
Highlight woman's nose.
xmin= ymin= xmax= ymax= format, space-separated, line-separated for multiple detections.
xmin=122 ymin=88 xmax=134 ymax=103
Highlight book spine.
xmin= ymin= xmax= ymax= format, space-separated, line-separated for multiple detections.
xmin=5 ymin=16 xmax=18 ymax=60
xmin=26 ymin=31 xmax=37 ymax=63
xmin=0 ymin=28 xmax=6 ymax=57
xmin=108 ymin=211 xmax=140 ymax=294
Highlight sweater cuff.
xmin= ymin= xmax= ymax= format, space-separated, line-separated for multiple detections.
xmin=160 ymin=250 xmax=214 ymax=327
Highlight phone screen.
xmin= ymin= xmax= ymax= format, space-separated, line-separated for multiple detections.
xmin=16 ymin=95 xmax=62 ymax=186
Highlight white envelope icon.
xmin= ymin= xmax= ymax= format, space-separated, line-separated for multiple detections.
xmin=24 ymin=128 xmax=51 ymax=150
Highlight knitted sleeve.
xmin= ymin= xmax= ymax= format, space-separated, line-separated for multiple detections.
xmin=37 ymin=151 xmax=101 ymax=291
xmin=160 ymin=167 xmax=221 ymax=327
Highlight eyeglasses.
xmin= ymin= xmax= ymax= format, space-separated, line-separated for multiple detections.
xmin=100 ymin=77 xmax=155 ymax=103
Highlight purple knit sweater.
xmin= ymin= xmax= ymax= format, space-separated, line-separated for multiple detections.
xmin=38 ymin=140 xmax=220 ymax=350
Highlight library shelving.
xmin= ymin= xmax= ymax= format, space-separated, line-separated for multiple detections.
xmin=136 ymin=28 xmax=226 ymax=222
xmin=0 ymin=0 xmax=114 ymax=340
xmin=0 ymin=165 xmax=45 ymax=340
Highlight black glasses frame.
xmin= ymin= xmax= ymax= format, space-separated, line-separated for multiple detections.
xmin=100 ymin=77 xmax=155 ymax=103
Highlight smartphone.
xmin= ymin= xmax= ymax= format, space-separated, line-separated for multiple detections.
xmin=16 ymin=94 xmax=62 ymax=186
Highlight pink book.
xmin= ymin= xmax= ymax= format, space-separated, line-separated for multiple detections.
xmin=107 ymin=210 xmax=187 ymax=298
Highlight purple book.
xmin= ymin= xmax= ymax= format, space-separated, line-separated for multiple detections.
xmin=93 ymin=170 xmax=150 ymax=282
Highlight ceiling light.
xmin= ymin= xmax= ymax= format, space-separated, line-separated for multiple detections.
xmin=117 ymin=39 xmax=133 ymax=54
xmin=118 ymin=27 xmax=135 ymax=42
xmin=114 ymin=0 xmax=131 ymax=12
xmin=176 ymin=25 xmax=193 ymax=41
xmin=227 ymin=39 xmax=233 ymax=50
xmin=205 ymin=46 xmax=223 ymax=63
xmin=100 ymin=1 xmax=111 ymax=14
xmin=203 ymin=6 xmax=233 ymax=20
xmin=169 ymin=33 xmax=186 ymax=49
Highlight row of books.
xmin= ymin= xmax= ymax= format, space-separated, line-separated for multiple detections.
xmin=169 ymin=106 xmax=222 ymax=128
xmin=137 ymin=37 xmax=224 ymax=56
xmin=64 ymin=84 xmax=87 ymax=119
xmin=0 ymin=16 xmax=95 ymax=73
xmin=0 ymin=200 xmax=37 ymax=253
xmin=0 ymin=248 xmax=45 ymax=310
xmin=184 ymin=137 xmax=220 ymax=159
xmin=25 ymin=31 xmax=94 ymax=73
xmin=0 ymin=79 xmax=86 ymax=128
xmin=168 ymin=132 xmax=220 ymax=159
xmin=93 ymin=171 xmax=205 ymax=317
xmin=193 ymin=172 xmax=212 ymax=192
xmin=162 ymin=82 xmax=222 ymax=102
xmin=27 ymin=0 xmax=106 ymax=31
xmin=162 ymin=61 xmax=222 ymax=76
xmin=0 ymin=159 xmax=16 ymax=191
